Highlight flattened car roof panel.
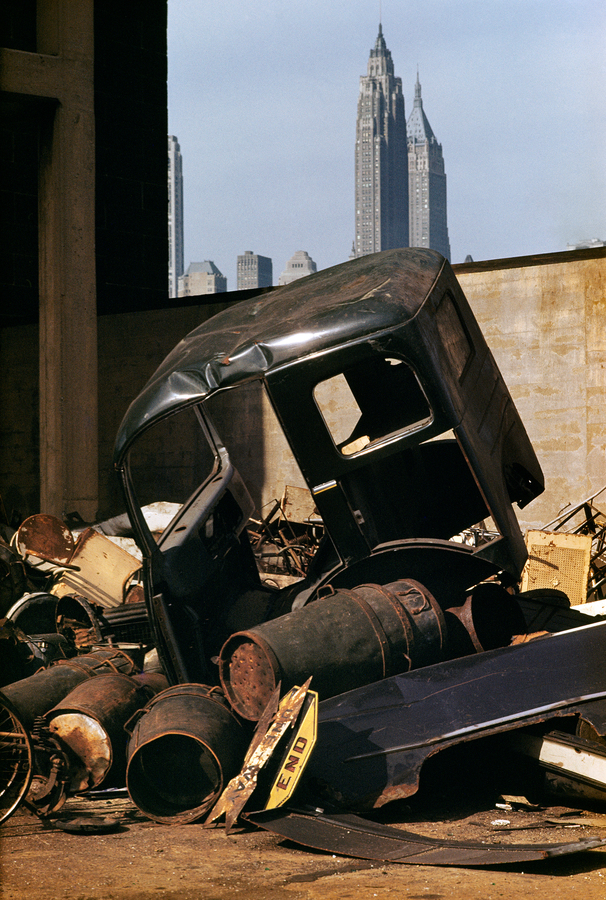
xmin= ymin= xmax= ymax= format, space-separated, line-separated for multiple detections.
xmin=113 ymin=249 xmax=444 ymax=463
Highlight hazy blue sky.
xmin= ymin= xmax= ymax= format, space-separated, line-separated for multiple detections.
xmin=168 ymin=0 xmax=605 ymax=289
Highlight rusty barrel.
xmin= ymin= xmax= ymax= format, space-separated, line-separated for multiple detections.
xmin=445 ymin=582 xmax=526 ymax=656
xmin=125 ymin=684 xmax=249 ymax=824
xmin=45 ymin=672 xmax=168 ymax=792
xmin=219 ymin=579 xmax=447 ymax=720
xmin=0 ymin=648 xmax=138 ymax=731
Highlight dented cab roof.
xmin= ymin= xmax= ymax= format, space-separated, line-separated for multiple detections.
xmin=113 ymin=248 xmax=444 ymax=464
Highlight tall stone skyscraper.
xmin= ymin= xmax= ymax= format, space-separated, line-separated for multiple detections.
xmin=168 ymin=135 xmax=184 ymax=298
xmin=354 ymin=25 xmax=409 ymax=257
xmin=407 ymin=74 xmax=451 ymax=261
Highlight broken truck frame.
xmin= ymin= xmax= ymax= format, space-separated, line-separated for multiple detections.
xmin=111 ymin=247 xmax=606 ymax=842
xmin=113 ymin=248 xmax=543 ymax=681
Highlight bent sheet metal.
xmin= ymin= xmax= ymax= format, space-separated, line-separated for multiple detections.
xmin=245 ymin=808 xmax=606 ymax=866
xmin=304 ymin=620 xmax=606 ymax=811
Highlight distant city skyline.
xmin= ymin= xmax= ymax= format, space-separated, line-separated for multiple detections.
xmin=178 ymin=260 xmax=226 ymax=295
xmin=168 ymin=1 xmax=605 ymax=288
xmin=278 ymin=250 xmax=318 ymax=285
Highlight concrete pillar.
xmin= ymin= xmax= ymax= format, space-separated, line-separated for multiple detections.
xmin=38 ymin=102 xmax=98 ymax=520
xmin=0 ymin=0 xmax=98 ymax=520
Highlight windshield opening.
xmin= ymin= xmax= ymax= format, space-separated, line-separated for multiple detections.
xmin=124 ymin=403 xmax=223 ymax=542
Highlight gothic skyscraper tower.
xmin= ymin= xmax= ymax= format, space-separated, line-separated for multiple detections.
xmin=354 ymin=26 xmax=409 ymax=257
xmin=407 ymin=73 xmax=451 ymax=261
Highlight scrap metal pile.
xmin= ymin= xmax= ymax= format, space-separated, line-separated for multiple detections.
xmin=3 ymin=248 xmax=606 ymax=867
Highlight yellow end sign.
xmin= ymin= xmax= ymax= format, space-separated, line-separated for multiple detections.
xmin=265 ymin=689 xmax=318 ymax=809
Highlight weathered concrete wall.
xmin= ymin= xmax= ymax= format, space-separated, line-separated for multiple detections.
xmin=1 ymin=0 xmax=168 ymax=522
xmin=2 ymin=250 xmax=604 ymax=534
xmin=0 ymin=300 xmax=234 ymax=522
xmin=454 ymin=250 xmax=606 ymax=530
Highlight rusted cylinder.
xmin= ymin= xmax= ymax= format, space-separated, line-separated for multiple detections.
xmin=125 ymin=684 xmax=249 ymax=824
xmin=445 ymin=582 xmax=526 ymax=656
xmin=0 ymin=649 xmax=138 ymax=731
xmin=45 ymin=672 xmax=168 ymax=792
xmin=219 ymin=579 xmax=447 ymax=720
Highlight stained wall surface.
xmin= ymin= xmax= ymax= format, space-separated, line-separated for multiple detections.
xmin=454 ymin=249 xmax=606 ymax=530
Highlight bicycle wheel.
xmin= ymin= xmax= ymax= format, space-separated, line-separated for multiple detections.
xmin=0 ymin=696 xmax=33 ymax=824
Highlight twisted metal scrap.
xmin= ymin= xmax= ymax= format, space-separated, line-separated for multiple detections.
xmin=206 ymin=679 xmax=311 ymax=833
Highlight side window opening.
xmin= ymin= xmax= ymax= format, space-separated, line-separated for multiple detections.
xmin=313 ymin=356 xmax=433 ymax=456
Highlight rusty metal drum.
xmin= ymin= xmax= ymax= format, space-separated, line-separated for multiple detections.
xmin=0 ymin=648 xmax=138 ymax=731
xmin=125 ymin=684 xmax=249 ymax=824
xmin=45 ymin=672 xmax=168 ymax=792
xmin=445 ymin=582 xmax=527 ymax=656
xmin=219 ymin=579 xmax=447 ymax=720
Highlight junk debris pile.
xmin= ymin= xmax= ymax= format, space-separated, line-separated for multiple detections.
xmin=3 ymin=248 xmax=606 ymax=867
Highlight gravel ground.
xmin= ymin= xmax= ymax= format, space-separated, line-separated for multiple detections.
xmin=2 ymin=791 xmax=606 ymax=900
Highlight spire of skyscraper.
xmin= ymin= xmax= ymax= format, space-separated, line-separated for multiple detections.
xmin=374 ymin=23 xmax=386 ymax=54
xmin=407 ymin=73 xmax=451 ymax=261
xmin=407 ymin=72 xmax=436 ymax=144
xmin=368 ymin=23 xmax=393 ymax=77
xmin=354 ymin=26 xmax=409 ymax=257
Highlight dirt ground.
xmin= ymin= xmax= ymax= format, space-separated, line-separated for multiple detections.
xmin=3 ymin=790 xmax=606 ymax=900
